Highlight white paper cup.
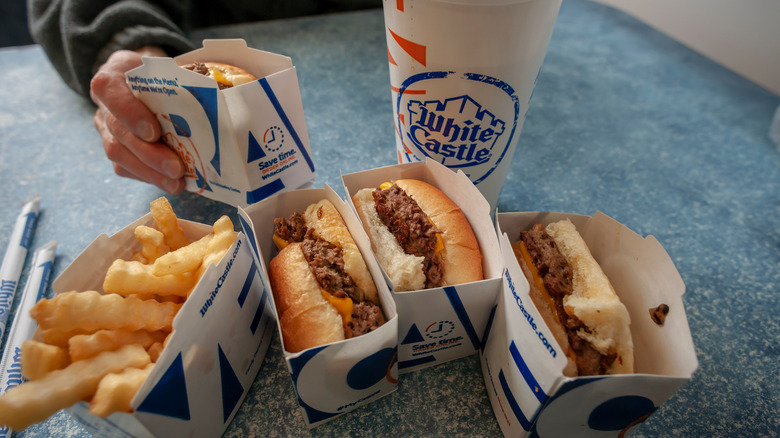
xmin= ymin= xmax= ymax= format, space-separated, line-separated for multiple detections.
xmin=383 ymin=0 xmax=562 ymax=210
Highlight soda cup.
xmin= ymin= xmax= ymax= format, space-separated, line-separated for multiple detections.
xmin=383 ymin=0 xmax=562 ymax=210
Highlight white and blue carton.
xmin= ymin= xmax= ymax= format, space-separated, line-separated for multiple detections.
xmin=237 ymin=185 xmax=399 ymax=428
xmin=481 ymin=211 xmax=698 ymax=437
xmin=126 ymin=39 xmax=315 ymax=207
xmin=342 ymin=159 xmax=504 ymax=373
xmin=50 ymin=214 xmax=274 ymax=438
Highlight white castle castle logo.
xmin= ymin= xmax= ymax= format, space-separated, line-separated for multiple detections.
xmin=405 ymin=95 xmax=506 ymax=168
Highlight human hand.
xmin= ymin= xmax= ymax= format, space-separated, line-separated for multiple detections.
xmin=91 ymin=47 xmax=185 ymax=194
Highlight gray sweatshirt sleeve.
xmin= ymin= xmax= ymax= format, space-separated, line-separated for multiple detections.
xmin=28 ymin=0 xmax=197 ymax=98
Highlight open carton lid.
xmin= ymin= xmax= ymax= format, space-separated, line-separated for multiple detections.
xmin=483 ymin=211 xmax=699 ymax=437
xmin=341 ymin=159 xmax=504 ymax=293
xmin=126 ymin=39 xmax=315 ymax=207
xmin=341 ymin=159 xmax=504 ymax=372
xmin=53 ymin=215 xmax=273 ymax=438
xmin=237 ymin=185 xmax=399 ymax=427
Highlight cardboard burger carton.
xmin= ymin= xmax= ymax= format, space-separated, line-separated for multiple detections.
xmin=481 ymin=211 xmax=698 ymax=437
xmin=237 ymin=185 xmax=399 ymax=428
xmin=126 ymin=39 xmax=315 ymax=207
xmin=342 ymin=160 xmax=503 ymax=373
xmin=48 ymin=214 xmax=274 ymax=438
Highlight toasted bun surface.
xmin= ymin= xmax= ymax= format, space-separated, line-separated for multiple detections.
xmin=352 ymin=179 xmax=483 ymax=291
xmin=545 ymin=220 xmax=633 ymax=374
xmin=269 ymin=242 xmax=345 ymax=353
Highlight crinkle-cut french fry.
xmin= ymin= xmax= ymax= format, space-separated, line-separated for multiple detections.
xmin=151 ymin=233 xmax=213 ymax=276
xmin=35 ymin=326 xmax=92 ymax=348
xmin=150 ymin=197 xmax=190 ymax=250
xmin=0 ymin=344 xmax=150 ymax=431
xmin=30 ymin=291 xmax=181 ymax=333
xmin=129 ymin=251 xmax=147 ymax=263
xmin=154 ymin=294 xmax=185 ymax=304
xmin=197 ymin=216 xmax=238 ymax=278
xmin=89 ymin=363 xmax=155 ymax=417
xmin=134 ymin=225 xmax=170 ymax=263
xmin=21 ymin=340 xmax=70 ymax=381
xmin=147 ymin=342 xmax=164 ymax=362
xmin=103 ymin=259 xmax=197 ymax=298
xmin=68 ymin=329 xmax=167 ymax=362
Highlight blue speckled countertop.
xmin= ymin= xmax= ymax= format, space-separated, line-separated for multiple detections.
xmin=1 ymin=0 xmax=779 ymax=436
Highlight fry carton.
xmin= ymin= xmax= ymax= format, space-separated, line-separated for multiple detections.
xmin=481 ymin=211 xmax=698 ymax=437
xmin=237 ymin=185 xmax=399 ymax=427
xmin=342 ymin=159 xmax=503 ymax=373
xmin=51 ymin=214 xmax=273 ymax=438
xmin=126 ymin=39 xmax=315 ymax=207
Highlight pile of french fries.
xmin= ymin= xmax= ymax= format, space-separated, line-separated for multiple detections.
xmin=0 ymin=197 xmax=237 ymax=431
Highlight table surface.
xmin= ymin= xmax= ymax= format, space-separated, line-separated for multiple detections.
xmin=2 ymin=0 xmax=779 ymax=436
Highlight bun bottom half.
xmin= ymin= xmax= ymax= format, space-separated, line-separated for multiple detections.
xmin=269 ymin=242 xmax=344 ymax=353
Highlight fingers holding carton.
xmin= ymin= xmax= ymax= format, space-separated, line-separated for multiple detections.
xmin=0 ymin=197 xmax=237 ymax=432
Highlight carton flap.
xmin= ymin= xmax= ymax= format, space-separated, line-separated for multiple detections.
xmin=496 ymin=225 xmax=569 ymax=379
xmin=177 ymin=39 xmax=294 ymax=79
xmin=342 ymin=159 xmax=504 ymax=372
xmin=58 ymin=215 xmax=274 ymax=438
xmin=126 ymin=39 xmax=314 ymax=207
xmin=496 ymin=211 xmax=698 ymax=378
xmin=238 ymin=185 xmax=399 ymax=426
xmin=582 ymin=212 xmax=698 ymax=377
xmin=132 ymin=232 xmax=274 ymax=435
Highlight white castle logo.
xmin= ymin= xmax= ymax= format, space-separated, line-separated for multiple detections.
xmin=405 ymin=95 xmax=506 ymax=168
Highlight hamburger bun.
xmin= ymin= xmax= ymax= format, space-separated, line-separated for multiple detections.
xmin=352 ymin=179 xmax=483 ymax=292
xmin=269 ymin=199 xmax=384 ymax=353
xmin=181 ymin=61 xmax=256 ymax=88
xmin=513 ymin=219 xmax=633 ymax=376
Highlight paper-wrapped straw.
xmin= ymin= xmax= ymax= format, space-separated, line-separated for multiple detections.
xmin=0 ymin=240 xmax=56 ymax=437
xmin=0 ymin=195 xmax=40 ymax=341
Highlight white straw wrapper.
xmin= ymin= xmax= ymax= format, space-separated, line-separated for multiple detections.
xmin=0 ymin=195 xmax=40 ymax=341
xmin=0 ymin=240 xmax=56 ymax=437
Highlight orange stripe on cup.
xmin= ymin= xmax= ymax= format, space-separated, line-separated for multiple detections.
xmin=388 ymin=28 xmax=426 ymax=66
xmin=391 ymin=86 xmax=426 ymax=95
xmin=388 ymin=47 xmax=397 ymax=66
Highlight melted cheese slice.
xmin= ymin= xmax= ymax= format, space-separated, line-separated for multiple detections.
xmin=272 ymin=234 xmax=289 ymax=251
xmin=321 ymin=290 xmax=353 ymax=326
xmin=517 ymin=241 xmax=562 ymax=325
xmin=274 ymin=233 xmax=353 ymax=326
xmin=208 ymin=67 xmax=233 ymax=87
